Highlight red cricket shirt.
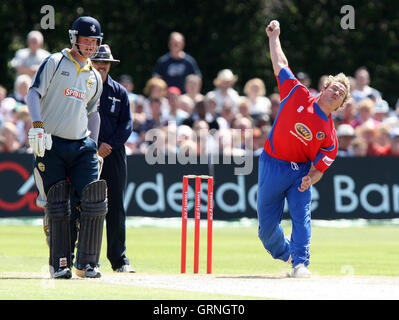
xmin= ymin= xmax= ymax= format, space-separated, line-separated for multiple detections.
xmin=264 ymin=67 xmax=338 ymax=173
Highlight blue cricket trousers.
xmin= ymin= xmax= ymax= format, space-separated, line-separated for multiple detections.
xmin=34 ymin=136 xmax=99 ymax=202
xmin=257 ymin=151 xmax=312 ymax=267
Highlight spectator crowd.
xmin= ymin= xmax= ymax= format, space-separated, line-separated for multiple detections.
xmin=2 ymin=30 xmax=399 ymax=159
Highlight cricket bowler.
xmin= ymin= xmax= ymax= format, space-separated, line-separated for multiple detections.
xmin=257 ymin=20 xmax=350 ymax=277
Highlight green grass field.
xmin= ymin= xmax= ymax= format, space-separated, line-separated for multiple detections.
xmin=0 ymin=218 xmax=398 ymax=300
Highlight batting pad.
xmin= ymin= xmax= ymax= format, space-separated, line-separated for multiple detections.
xmin=46 ymin=180 xmax=72 ymax=272
xmin=75 ymin=180 xmax=108 ymax=269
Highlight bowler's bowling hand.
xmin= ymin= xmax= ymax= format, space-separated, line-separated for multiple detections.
xmin=266 ymin=19 xmax=280 ymax=38
xmin=298 ymin=175 xmax=312 ymax=192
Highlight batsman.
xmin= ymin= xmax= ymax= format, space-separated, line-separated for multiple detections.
xmin=27 ymin=16 xmax=107 ymax=279
xmin=257 ymin=20 xmax=350 ymax=277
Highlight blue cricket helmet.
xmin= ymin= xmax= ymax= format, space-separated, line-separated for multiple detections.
xmin=69 ymin=16 xmax=103 ymax=48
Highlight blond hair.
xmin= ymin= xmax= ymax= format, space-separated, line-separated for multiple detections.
xmin=322 ymin=73 xmax=351 ymax=108
xmin=243 ymin=78 xmax=266 ymax=96
xmin=357 ymin=98 xmax=375 ymax=114
xmin=143 ymin=77 xmax=168 ymax=96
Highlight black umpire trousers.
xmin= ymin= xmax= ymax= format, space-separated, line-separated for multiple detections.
xmin=100 ymin=146 xmax=130 ymax=270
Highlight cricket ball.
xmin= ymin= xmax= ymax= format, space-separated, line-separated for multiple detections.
xmin=270 ymin=20 xmax=280 ymax=30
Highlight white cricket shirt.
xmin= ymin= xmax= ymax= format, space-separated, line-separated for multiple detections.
xmin=31 ymin=48 xmax=102 ymax=140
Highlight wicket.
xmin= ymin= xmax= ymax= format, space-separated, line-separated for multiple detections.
xmin=181 ymin=175 xmax=214 ymax=274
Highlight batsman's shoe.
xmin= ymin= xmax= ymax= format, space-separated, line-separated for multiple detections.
xmin=52 ymin=267 xmax=72 ymax=279
xmin=114 ymin=264 xmax=136 ymax=273
xmin=288 ymin=264 xmax=311 ymax=278
xmin=75 ymin=264 xmax=102 ymax=278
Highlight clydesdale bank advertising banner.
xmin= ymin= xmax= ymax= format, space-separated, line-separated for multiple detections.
xmin=0 ymin=153 xmax=399 ymax=220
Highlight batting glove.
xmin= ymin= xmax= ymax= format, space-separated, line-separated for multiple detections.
xmin=28 ymin=122 xmax=52 ymax=157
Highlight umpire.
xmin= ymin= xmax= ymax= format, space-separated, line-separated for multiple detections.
xmin=91 ymin=44 xmax=135 ymax=272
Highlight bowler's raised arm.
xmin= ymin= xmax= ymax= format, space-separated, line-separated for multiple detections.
xmin=266 ymin=20 xmax=288 ymax=76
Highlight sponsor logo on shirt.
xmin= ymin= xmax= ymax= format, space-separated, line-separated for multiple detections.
xmin=297 ymin=105 xmax=304 ymax=113
xmin=295 ymin=123 xmax=312 ymax=141
xmin=322 ymin=155 xmax=334 ymax=166
xmin=87 ymin=79 xmax=95 ymax=89
xmin=316 ymin=131 xmax=326 ymax=140
xmin=64 ymin=87 xmax=86 ymax=101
